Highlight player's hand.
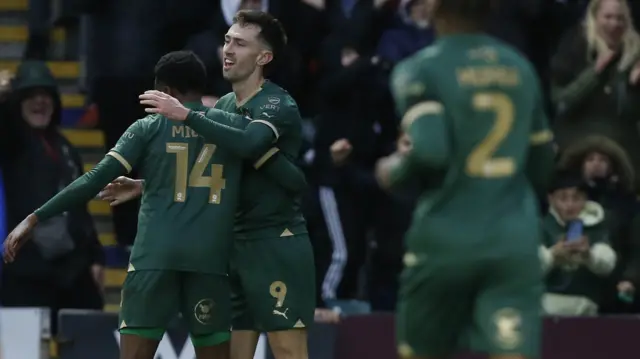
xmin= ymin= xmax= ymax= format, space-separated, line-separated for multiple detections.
xmin=618 ymin=280 xmax=635 ymax=295
xmin=595 ymin=49 xmax=617 ymax=73
xmin=91 ymin=263 xmax=105 ymax=295
xmin=139 ymin=90 xmax=190 ymax=121
xmin=375 ymin=153 xmax=402 ymax=190
xmin=330 ymin=138 xmax=352 ymax=166
xmin=99 ymin=176 xmax=143 ymax=206
xmin=397 ymin=133 xmax=412 ymax=156
xmin=3 ymin=214 xmax=38 ymax=263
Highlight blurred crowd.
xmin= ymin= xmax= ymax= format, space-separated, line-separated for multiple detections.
xmin=2 ymin=0 xmax=640 ymax=324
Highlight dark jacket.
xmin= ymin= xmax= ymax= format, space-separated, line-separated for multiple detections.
xmin=0 ymin=61 xmax=104 ymax=287
xmin=551 ymin=25 xmax=640 ymax=182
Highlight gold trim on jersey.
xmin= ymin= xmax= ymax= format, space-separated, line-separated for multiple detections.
xmin=236 ymin=80 xmax=265 ymax=107
xmin=530 ymin=130 xmax=553 ymax=145
xmin=280 ymin=228 xmax=294 ymax=237
xmin=401 ymin=101 xmax=444 ymax=131
xmin=107 ymin=151 xmax=132 ymax=173
xmin=251 ymin=119 xmax=280 ymax=140
xmin=254 ymin=147 xmax=280 ymax=169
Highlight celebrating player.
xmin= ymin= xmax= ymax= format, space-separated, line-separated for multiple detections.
xmin=376 ymin=1 xmax=555 ymax=359
xmin=108 ymin=10 xmax=315 ymax=359
xmin=2 ymin=51 xmax=305 ymax=359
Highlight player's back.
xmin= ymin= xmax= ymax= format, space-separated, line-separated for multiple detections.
xmin=405 ymin=34 xmax=542 ymax=251
xmin=130 ymin=108 xmax=242 ymax=275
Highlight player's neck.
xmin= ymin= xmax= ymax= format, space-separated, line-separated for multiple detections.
xmin=233 ymin=73 xmax=265 ymax=106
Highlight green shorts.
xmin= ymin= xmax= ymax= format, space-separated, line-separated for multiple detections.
xmin=396 ymin=250 xmax=542 ymax=359
xmin=119 ymin=270 xmax=231 ymax=344
xmin=230 ymin=234 xmax=316 ymax=331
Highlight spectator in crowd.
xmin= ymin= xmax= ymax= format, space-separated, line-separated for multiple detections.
xmin=376 ymin=0 xmax=436 ymax=65
xmin=557 ymin=135 xmax=640 ymax=312
xmin=551 ymin=0 xmax=640 ymax=182
xmin=540 ymin=172 xmax=617 ymax=316
xmin=308 ymin=21 xmax=398 ymax=304
xmin=0 ymin=61 xmax=104 ymax=331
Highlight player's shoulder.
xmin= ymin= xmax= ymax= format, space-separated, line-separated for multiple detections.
xmin=391 ymin=51 xmax=435 ymax=100
xmin=489 ymin=37 xmax=538 ymax=79
xmin=132 ymin=114 xmax=163 ymax=130
xmin=214 ymin=92 xmax=235 ymax=109
xmin=260 ymin=81 xmax=298 ymax=110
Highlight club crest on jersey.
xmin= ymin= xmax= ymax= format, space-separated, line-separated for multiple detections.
xmin=194 ymin=298 xmax=215 ymax=324
xmin=267 ymin=96 xmax=280 ymax=105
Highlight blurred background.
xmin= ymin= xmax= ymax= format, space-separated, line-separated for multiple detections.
xmin=2 ymin=0 xmax=640 ymax=358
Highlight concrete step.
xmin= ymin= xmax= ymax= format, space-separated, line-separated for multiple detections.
xmin=0 ymin=24 xmax=65 ymax=42
xmin=0 ymin=60 xmax=80 ymax=78
xmin=0 ymin=0 xmax=28 ymax=11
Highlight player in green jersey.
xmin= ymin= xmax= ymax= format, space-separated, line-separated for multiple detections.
xmin=2 ymin=51 xmax=306 ymax=359
xmin=133 ymin=10 xmax=315 ymax=359
xmin=376 ymin=1 xmax=556 ymax=359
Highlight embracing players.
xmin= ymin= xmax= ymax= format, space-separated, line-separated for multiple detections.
xmin=376 ymin=1 xmax=555 ymax=359
xmin=103 ymin=10 xmax=315 ymax=359
xmin=2 ymin=51 xmax=305 ymax=359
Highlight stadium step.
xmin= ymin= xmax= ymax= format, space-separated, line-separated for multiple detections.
xmin=0 ymin=24 xmax=65 ymax=42
xmin=0 ymin=60 xmax=80 ymax=78
xmin=0 ymin=0 xmax=27 ymax=11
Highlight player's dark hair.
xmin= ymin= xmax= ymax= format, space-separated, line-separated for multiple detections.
xmin=154 ymin=51 xmax=207 ymax=94
xmin=437 ymin=0 xmax=499 ymax=22
xmin=233 ymin=10 xmax=287 ymax=75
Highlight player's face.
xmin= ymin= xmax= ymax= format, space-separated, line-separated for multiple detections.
xmin=548 ymin=188 xmax=587 ymax=222
xmin=596 ymin=0 xmax=626 ymax=47
xmin=582 ymin=152 xmax=612 ymax=180
xmin=222 ymin=23 xmax=272 ymax=83
xmin=21 ymin=88 xmax=54 ymax=129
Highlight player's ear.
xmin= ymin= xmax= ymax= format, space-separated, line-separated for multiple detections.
xmin=257 ymin=51 xmax=273 ymax=67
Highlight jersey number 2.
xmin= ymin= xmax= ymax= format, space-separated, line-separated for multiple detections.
xmin=166 ymin=143 xmax=225 ymax=204
xmin=466 ymin=92 xmax=515 ymax=178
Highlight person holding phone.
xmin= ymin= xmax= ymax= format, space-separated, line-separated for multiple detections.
xmin=540 ymin=171 xmax=617 ymax=316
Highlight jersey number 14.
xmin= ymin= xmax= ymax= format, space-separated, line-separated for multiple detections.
xmin=466 ymin=92 xmax=515 ymax=178
xmin=166 ymin=143 xmax=225 ymax=204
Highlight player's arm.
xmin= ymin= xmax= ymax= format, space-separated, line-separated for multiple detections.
xmin=527 ymin=81 xmax=555 ymax=197
xmin=253 ymin=148 xmax=307 ymax=193
xmin=184 ymin=99 xmax=295 ymax=159
xmin=378 ymin=61 xmax=450 ymax=189
xmin=33 ymin=120 xmax=148 ymax=222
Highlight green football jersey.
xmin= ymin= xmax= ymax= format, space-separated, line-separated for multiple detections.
xmin=391 ymin=34 xmax=551 ymax=254
xmin=108 ymin=103 xmax=243 ymax=274
xmin=215 ymin=81 xmax=307 ymax=239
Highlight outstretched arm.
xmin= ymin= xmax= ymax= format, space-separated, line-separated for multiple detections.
xmin=35 ymin=157 xmax=127 ymax=221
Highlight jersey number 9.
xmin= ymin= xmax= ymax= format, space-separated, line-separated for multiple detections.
xmin=466 ymin=92 xmax=515 ymax=178
xmin=166 ymin=143 xmax=225 ymax=204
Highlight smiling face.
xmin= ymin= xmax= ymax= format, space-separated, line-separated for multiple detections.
xmin=222 ymin=23 xmax=273 ymax=83
xmin=595 ymin=0 xmax=627 ymax=48
xmin=21 ymin=88 xmax=54 ymax=129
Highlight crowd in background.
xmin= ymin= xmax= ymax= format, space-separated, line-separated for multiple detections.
xmin=1 ymin=0 xmax=640 ymax=324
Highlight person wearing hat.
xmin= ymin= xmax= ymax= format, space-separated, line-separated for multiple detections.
xmin=0 ymin=61 xmax=104 ymax=333
xmin=540 ymin=170 xmax=617 ymax=315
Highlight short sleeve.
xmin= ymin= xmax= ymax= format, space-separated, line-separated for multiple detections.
xmin=249 ymin=95 xmax=299 ymax=140
xmin=106 ymin=119 xmax=149 ymax=173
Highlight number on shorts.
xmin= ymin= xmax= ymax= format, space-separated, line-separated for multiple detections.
xmin=166 ymin=143 xmax=226 ymax=203
xmin=269 ymin=281 xmax=288 ymax=308
xmin=466 ymin=92 xmax=515 ymax=178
